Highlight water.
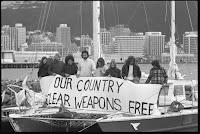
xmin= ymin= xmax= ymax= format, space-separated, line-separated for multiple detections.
xmin=1 ymin=63 xmax=198 ymax=81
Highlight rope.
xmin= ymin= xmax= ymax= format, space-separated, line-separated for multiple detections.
xmin=143 ymin=1 xmax=150 ymax=32
xmin=186 ymin=1 xmax=194 ymax=31
xmin=110 ymin=1 xmax=117 ymax=26
xmin=127 ymin=1 xmax=141 ymax=27
xmin=43 ymin=1 xmax=52 ymax=33
xmin=37 ymin=1 xmax=45 ymax=30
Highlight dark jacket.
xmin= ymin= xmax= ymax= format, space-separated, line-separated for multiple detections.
xmin=122 ymin=64 xmax=141 ymax=79
xmin=104 ymin=67 xmax=121 ymax=78
xmin=38 ymin=64 xmax=49 ymax=77
xmin=48 ymin=60 xmax=64 ymax=76
xmin=62 ymin=63 xmax=78 ymax=75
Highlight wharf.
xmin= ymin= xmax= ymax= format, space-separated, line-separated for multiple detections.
xmin=1 ymin=63 xmax=39 ymax=69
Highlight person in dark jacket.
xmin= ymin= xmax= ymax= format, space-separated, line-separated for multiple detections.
xmin=63 ymin=55 xmax=78 ymax=77
xmin=38 ymin=56 xmax=49 ymax=79
xmin=122 ymin=56 xmax=141 ymax=83
xmin=145 ymin=60 xmax=168 ymax=85
xmin=104 ymin=59 xmax=121 ymax=78
xmin=48 ymin=53 xmax=64 ymax=76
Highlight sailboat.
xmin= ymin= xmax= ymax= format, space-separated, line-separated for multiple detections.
xmin=5 ymin=1 xmax=198 ymax=132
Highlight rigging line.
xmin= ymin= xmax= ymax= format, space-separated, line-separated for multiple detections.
xmin=127 ymin=1 xmax=141 ymax=27
xmin=49 ymin=1 xmax=56 ymax=32
xmin=40 ymin=2 xmax=48 ymax=33
xmin=43 ymin=1 xmax=52 ymax=33
xmin=116 ymin=1 xmax=119 ymax=25
xmin=110 ymin=1 xmax=117 ymax=26
xmin=143 ymin=1 xmax=150 ymax=32
xmin=186 ymin=1 xmax=194 ymax=31
xmin=37 ymin=2 xmax=44 ymax=30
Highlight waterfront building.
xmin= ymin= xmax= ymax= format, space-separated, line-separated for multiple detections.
xmin=27 ymin=40 xmax=64 ymax=57
xmin=144 ymin=32 xmax=165 ymax=57
xmin=1 ymin=35 xmax=12 ymax=50
xmin=183 ymin=31 xmax=198 ymax=57
xmin=100 ymin=28 xmax=111 ymax=46
xmin=56 ymin=24 xmax=71 ymax=48
xmin=114 ymin=35 xmax=145 ymax=57
xmin=1 ymin=50 xmax=15 ymax=63
xmin=161 ymin=53 xmax=195 ymax=63
xmin=64 ymin=43 xmax=79 ymax=56
xmin=108 ymin=24 xmax=131 ymax=40
xmin=80 ymin=35 xmax=92 ymax=47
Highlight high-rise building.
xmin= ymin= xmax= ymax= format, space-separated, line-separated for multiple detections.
xmin=1 ymin=24 xmax=26 ymax=51
xmin=144 ymin=32 xmax=165 ymax=56
xmin=56 ymin=24 xmax=71 ymax=48
xmin=100 ymin=28 xmax=111 ymax=46
xmin=115 ymin=36 xmax=145 ymax=57
xmin=1 ymin=35 xmax=12 ymax=50
xmin=183 ymin=31 xmax=198 ymax=57
xmin=80 ymin=35 xmax=92 ymax=46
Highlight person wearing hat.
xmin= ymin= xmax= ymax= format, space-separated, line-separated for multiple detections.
xmin=48 ymin=53 xmax=64 ymax=76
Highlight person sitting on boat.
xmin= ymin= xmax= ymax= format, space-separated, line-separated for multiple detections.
xmin=76 ymin=50 xmax=96 ymax=77
xmin=94 ymin=57 xmax=108 ymax=77
xmin=38 ymin=56 xmax=49 ymax=79
xmin=122 ymin=56 xmax=141 ymax=83
xmin=145 ymin=60 xmax=168 ymax=85
xmin=48 ymin=53 xmax=64 ymax=76
xmin=104 ymin=59 xmax=121 ymax=78
xmin=62 ymin=55 xmax=78 ymax=77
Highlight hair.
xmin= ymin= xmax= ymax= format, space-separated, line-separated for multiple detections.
xmin=39 ymin=56 xmax=47 ymax=67
xmin=96 ymin=57 xmax=105 ymax=68
xmin=65 ymin=55 xmax=75 ymax=65
xmin=110 ymin=59 xmax=117 ymax=68
xmin=81 ymin=50 xmax=89 ymax=56
xmin=151 ymin=60 xmax=160 ymax=68
xmin=125 ymin=56 xmax=135 ymax=65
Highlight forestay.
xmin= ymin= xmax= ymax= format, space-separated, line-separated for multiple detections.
xmin=40 ymin=75 xmax=162 ymax=115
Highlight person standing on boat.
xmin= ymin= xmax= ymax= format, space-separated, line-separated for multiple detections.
xmin=48 ymin=53 xmax=64 ymax=76
xmin=104 ymin=59 xmax=121 ymax=78
xmin=38 ymin=56 xmax=49 ymax=79
xmin=145 ymin=60 xmax=168 ymax=85
xmin=63 ymin=55 xmax=78 ymax=77
xmin=77 ymin=50 xmax=96 ymax=77
xmin=94 ymin=57 xmax=108 ymax=77
xmin=122 ymin=56 xmax=141 ymax=83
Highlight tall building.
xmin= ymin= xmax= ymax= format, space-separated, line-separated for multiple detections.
xmin=100 ymin=28 xmax=111 ymax=46
xmin=183 ymin=31 xmax=198 ymax=57
xmin=56 ymin=24 xmax=71 ymax=48
xmin=1 ymin=24 xmax=26 ymax=51
xmin=108 ymin=24 xmax=131 ymax=40
xmin=144 ymin=32 xmax=165 ymax=56
xmin=115 ymin=35 xmax=145 ymax=57
xmin=1 ymin=35 xmax=12 ymax=50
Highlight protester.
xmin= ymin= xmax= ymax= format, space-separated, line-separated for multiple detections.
xmin=63 ymin=55 xmax=78 ymax=77
xmin=48 ymin=53 xmax=64 ymax=76
xmin=37 ymin=56 xmax=49 ymax=79
xmin=104 ymin=59 xmax=121 ymax=78
xmin=145 ymin=60 xmax=168 ymax=85
xmin=122 ymin=56 xmax=141 ymax=83
xmin=77 ymin=50 xmax=96 ymax=77
xmin=94 ymin=57 xmax=108 ymax=77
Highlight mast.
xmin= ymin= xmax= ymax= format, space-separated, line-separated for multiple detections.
xmin=93 ymin=1 xmax=101 ymax=63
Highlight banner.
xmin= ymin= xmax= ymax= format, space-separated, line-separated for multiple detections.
xmin=42 ymin=75 xmax=162 ymax=115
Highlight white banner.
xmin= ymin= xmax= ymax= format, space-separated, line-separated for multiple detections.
xmin=41 ymin=75 xmax=162 ymax=115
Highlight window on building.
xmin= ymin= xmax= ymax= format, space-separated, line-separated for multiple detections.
xmin=174 ymin=85 xmax=184 ymax=96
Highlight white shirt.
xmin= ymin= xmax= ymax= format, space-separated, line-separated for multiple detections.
xmin=127 ymin=65 xmax=134 ymax=80
xmin=77 ymin=58 xmax=96 ymax=77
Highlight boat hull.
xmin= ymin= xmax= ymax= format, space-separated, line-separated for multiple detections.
xmin=83 ymin=113 xmax=198 ymax=132
xmin=1 ymin=117 xmax=15 ymax=132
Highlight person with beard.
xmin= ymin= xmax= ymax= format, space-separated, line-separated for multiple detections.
xmin=48 ymin=53 xmax=64 ymax=76
xmin=77 ymin=50 xmax=96 ymax=77
xmin=122 ymin=56 xmax=141 ymax=83
xmin=63 ymin=55 xmax=78 ymax=77
xmin=104 ymin=59 xmax=121 ymax=78
xmin=38 ymin=56 xmax=49 ymax=78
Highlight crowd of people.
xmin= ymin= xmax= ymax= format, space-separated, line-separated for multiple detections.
xmin=38 ymin=50 xmax=168 ymax=85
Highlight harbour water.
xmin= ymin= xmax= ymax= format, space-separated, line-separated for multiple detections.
xmin=1 ymin=63 xmax=198 ymax=81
